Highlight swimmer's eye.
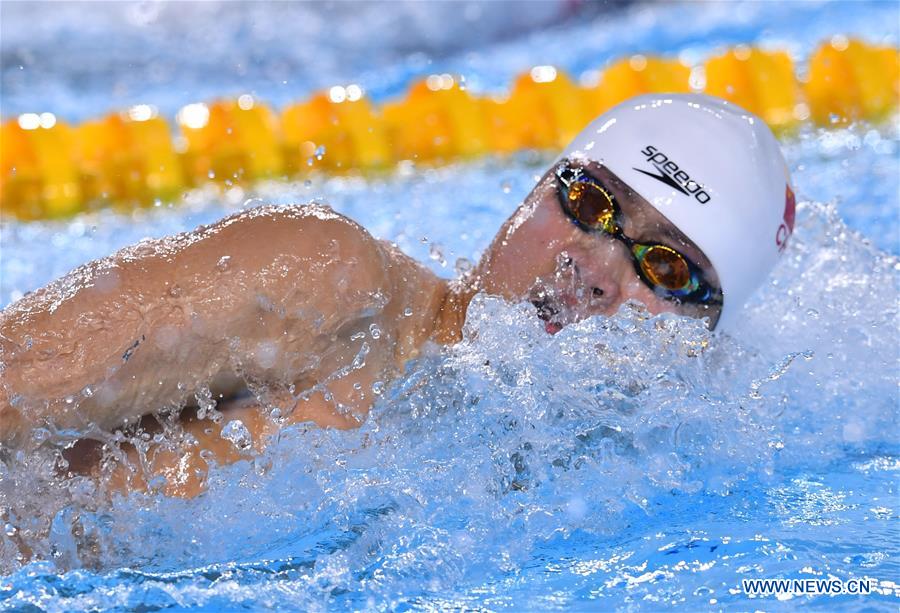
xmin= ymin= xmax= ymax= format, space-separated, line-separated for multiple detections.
xmin=555 ymin=160 xmax=722 ymax=307
xmin=564 ymin=179 xmax=619 ymax=234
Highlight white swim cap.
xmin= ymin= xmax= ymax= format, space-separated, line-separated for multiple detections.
xmin=559 ymin=93 xmax=794 ymax=330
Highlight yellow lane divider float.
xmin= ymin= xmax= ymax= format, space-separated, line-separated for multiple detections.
xmin=1 ymin=37 xmax=897 ymax=220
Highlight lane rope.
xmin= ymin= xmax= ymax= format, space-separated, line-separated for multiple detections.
xmin=1 ymin=36 xmax=897 ymax=219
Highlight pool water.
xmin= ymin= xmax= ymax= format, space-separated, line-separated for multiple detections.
xmin=1 ymin=1 xmax=898 ymax=611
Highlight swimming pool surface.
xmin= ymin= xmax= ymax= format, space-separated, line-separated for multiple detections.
xmin=1 ymin=1 xmax=898 ymax=611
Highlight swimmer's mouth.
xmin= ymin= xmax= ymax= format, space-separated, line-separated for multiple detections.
xmin=531 ymin=297 xmax=564 ymax=335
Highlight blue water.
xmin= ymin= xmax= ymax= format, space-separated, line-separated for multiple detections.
xmin=1 ymin=1 xmax=898 ymax=611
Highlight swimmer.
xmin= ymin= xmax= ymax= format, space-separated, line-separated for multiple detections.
xmin=0 ymin=94 xmax=795 ymax=497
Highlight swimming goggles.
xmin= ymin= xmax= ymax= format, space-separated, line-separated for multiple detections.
xmin=555 ymin=160 xmax=723 ymax=306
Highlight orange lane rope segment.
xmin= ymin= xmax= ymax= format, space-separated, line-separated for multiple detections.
xmin=1 ymin=36 xmax=897 ymax=220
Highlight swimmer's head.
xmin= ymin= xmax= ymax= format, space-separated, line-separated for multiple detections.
xmin=475 ymin=93 xmax=794 ymax=332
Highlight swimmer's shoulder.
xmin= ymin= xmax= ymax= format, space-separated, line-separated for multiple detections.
xmin=208 ymin=203 xmax=394 ymax=303
xmin=180 ymin=203 xmax=388 ymax=273
xmin=196 ymin=203 xmax=376 ymax=250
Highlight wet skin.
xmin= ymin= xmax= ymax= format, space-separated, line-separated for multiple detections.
xmin=0 ymin=160 xmax=721 ymax=497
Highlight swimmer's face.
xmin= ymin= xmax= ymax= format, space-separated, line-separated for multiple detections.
xmin=476 ymin=160 xmax=723 ymax=332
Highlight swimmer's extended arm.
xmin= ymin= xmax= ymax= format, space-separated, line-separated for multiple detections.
xmin=97 ymin=353 xmax=386 ymax=498
xmin=0 ymin=205 xmax=396 ymax=447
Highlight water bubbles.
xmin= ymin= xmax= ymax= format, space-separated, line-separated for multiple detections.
xmin=147 ymin=475 xmax=167 ymax=492
xmin=195 ymin=387 xmax=219 ymax=422
xmin=454 ymin=257 xmax=473 ymax=277
xmin=428 ymin=243 xmax=446 ymax=267
xmin=253 ymin=456 xmax=273 ymax=476
xmin=565 ymin=496 xmax=588 ymax=521
xmin=1 ymin=51 xmax=898 ymax=607
xmin=500 ymin=180 xmax=511 ymax=194
xmin=368 ymin=323 xmax=381 ymax=339
xmin=216 ymin=256 xmax=232 ymax=272
xmin=314 ymin=145 xmax=326 ymax=160
xmin=747 ymin=350 xmax=814 ymax=399
xmin=254 ymin=341 xmax=279 ymax=370
xmin=841 ymin=420 xmax=867 ymax=443
xmin=220 ymin=420 xmax=253 ymax=452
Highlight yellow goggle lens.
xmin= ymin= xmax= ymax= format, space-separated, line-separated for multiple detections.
xmin=568 ymin=181 xmax=617 ymax=233
xmin=639 ymin=246 xmax=692 ymax=290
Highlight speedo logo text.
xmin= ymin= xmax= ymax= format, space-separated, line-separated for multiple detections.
xmin=635 ymin=145 xmax=711 ymax=204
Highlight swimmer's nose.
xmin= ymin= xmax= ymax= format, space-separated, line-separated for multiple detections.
xmin=573 ymin=240 xmax=629 ymax=312
xmin=584 ymin=275 xmax=621 ymax=313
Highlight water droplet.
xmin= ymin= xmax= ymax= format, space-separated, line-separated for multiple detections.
xmin=315 ymin=145 xmax=326 ymax=160
xmin=371 ymin=381 xmax=385 ymax=395
xmin=501 ymin=180 xmax=511 ymax=194
xmin=4 ymin=523 xmax=17 ymax=537
xmin=216 ymin=256 xmax=231 ymax=272
xmin=403 ymin=307 xmax=414 ymax=317
xmin=455 ymin=257 xmax=474 ymax=276
xmin=220 ymin=419 xmax=253 ymax=451
xmin=255 ymin=341 xmax=279 ymax=369
xmin=351 ymin=341 xmax=370 ymax=369
xmin=565 ymin=496 xmax=587 ymax=520
xmin=253 ymin=456 xmax=273 ymax=476
xmin=368 ymin=324 xmax=382 ymax=339
xmin=195 ymin=387 xmax=217 ymax=421
xmin=429 ymin=243 xmax=446 ymax=266
xmin=208 ymin=170 xmax=216 ymax=179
